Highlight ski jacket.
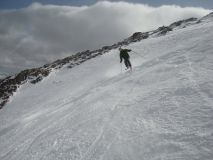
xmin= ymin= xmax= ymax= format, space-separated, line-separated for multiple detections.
xmin=120 ymin=49 xmax=131 ymax=63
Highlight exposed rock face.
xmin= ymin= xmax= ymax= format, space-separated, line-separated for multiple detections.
xmin=0 ymin=68 xmax=50 ymax=108
xmin=122 ymin=32 xmax=149 ymax=44
xmin=156 ymin=26 xmax=173 ymax=35
xmin=0 ymin=50 xmax=106 ymax=108
xmin=0 ymin=16 xmax=200 ymax=109
xmin=169 ymin=18 xmax=198 ymax=29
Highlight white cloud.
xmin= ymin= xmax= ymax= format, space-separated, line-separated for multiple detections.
xmin=0 ymin=1 xmax=211 ymax=74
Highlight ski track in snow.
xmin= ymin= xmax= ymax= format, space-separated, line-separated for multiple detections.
xmin=0 ymin=19 xmax=213 ymax=160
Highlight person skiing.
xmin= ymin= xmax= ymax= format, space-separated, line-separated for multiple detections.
xmin=119 ymin=47 xmax=132 ymax=70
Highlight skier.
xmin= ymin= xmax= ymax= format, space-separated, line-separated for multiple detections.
xmin=119 ymin=47 xmax=132 ymax=70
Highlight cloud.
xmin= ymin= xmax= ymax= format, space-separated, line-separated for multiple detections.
xmin=0 ymin=1 xmax=211 ymax=74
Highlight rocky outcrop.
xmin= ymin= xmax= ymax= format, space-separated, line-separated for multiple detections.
xmin=0 ymin=16 xmax=202 ymax=109
xmin=156 ymin=26 xmax=173 ymax=35
xmin=0 ymin=68 xmax=50 ymax=108
xmin=122 ymin=32 xmax=149 ymax=44
xmin=169 ymin=18 xmax=198 ymax=29
xmin=0 ymin=50 xmax=106 ymax=108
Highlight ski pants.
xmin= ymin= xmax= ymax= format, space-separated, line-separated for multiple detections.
xmin=124 ymin=58 xmax=132 ymax=68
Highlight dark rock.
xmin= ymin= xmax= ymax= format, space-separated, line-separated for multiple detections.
xmin=31 ymin=76 xmax=43 ymax=84
xmin=0 ymin=100 xmax=8 ymax=109
xmin=157 ymin=26 xmax=172 ymax=35
xmin=0 ymin=67 xmax=51 ymax=109
xmin=169 ymin=18 xmax=197 ymax=29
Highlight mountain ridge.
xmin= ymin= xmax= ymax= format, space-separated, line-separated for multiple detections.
xmin=0 ymin=13 xmax=210 ymax=109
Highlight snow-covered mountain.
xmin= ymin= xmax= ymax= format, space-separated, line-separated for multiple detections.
xmin=0 ymin=17 xmax=199 ymax=109
xmin=0 ymin=13 xmax=213 ymax=160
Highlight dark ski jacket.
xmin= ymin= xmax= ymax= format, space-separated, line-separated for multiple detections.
xmin=120 ymin=49 xmax=131 ymax=63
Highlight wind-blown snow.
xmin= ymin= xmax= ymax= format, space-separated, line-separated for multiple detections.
xmin=0 ymin=18 xmax=213 ymax=160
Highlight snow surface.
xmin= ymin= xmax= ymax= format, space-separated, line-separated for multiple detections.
xmin=0 ymin=19 xmax=213 ymax=160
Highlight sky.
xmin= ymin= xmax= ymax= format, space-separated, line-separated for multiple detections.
xmin=0 ymin=0 xmax=213 ymax=10
xmin=0 ymin=0 xmax=213 ymax=9
xmin=0 ymin=0 xmax=212 ymax=74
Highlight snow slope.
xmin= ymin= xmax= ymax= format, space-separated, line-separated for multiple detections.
xmin=0 ymin=17 xmax=213 ymax=160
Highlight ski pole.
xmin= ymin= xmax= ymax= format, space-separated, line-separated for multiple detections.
xmin=131 ymin=50 xmax=144 ymax=58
